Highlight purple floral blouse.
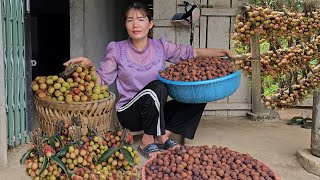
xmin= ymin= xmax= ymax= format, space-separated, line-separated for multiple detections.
xmin=96 ymin=38 xmax=194 ymax=110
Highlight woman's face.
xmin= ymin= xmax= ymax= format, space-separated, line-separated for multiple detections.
xmin=125 ymin=9 xmax=153 ymax=41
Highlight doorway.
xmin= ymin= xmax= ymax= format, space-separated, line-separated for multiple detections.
xmin=31 ymin=0 xmax=70 ymax=79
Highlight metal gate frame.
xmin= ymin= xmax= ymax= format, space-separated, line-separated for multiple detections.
xmin=0 ymin=0 xmax=32 ymax=148
xmin=24 ymin=0 xmax=33 ymax=139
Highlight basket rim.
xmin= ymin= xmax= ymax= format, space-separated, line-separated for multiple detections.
xmin=158 ymin=70 xmax=241 ymax=86
xmin=34 ymin=91 xmax=116 ymax=105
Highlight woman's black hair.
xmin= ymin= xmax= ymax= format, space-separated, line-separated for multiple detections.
xmin=125 ymin=2 xmax=152 ymax=21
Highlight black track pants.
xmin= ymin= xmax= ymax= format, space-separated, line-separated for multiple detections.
xmin=117 ymin=80 xmax=206 ymax=139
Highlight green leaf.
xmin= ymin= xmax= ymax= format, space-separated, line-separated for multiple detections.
xmin=50 ymin=156 xmax=69 ymax=177
xmin=20 ymin=148 xmax=34 ymax=165
xmin=55 ymin=144 xmax=72 ymax=158
xmin=48 ymin=137 xmax=55 ymax=148
xmin=120 ymin=148 xmax=134 ymax=165
xmin=41 ymin=137 xmax=49 ymax=143
xmin=54 ymin=136 xmax=62 ymax=148
xmin=39 ymin=156 xmax=48 ymax=176
xmin=98 ymin=146 xmax=120 ymax=164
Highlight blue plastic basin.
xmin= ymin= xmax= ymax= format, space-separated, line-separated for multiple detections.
xmin=158 ymin=70 xmax=241 ymax=103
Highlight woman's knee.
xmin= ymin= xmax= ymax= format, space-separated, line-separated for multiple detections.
xmin=146 ymin=80 xmax=168 ymax=96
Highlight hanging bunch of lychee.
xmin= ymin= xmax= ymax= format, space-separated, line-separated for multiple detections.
xmin=232 ymin=5 xmax=320 ymax=110
xmin=235 ymin=37 xmax=320 ymax=76
xmin=232 ymin=6 xmax=320 ymax=45
xmin=233 ymin=6 xmax=271 ymax=45
xmin=263 ymin=64 xmax=320 ymax=109
xmin=32 ymin=64 xmax=110 ymax=102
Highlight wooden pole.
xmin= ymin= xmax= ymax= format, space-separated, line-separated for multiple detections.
xmin=311 ymin=90 xmax=320 ymax=157
xmin=250 ymin=33 xmax=265 ymax=113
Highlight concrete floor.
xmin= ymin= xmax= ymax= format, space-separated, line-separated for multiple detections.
xmin=1 ymin=114 xmax=319 ymax=180
xmin=0 ymin=145 xmax=30 ymax=180
xmin=186 ymin=116 xmax=319 ymax=180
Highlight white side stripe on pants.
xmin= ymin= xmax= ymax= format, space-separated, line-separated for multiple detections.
xmin=117 ymin=89 xmax=161 ymax=136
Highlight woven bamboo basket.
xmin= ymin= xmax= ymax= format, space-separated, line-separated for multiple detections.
xmin=34 ymin=92 xmax=116 ymax=136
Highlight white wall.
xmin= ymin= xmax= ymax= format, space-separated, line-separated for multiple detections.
xmin=70 ymin=0 xmax=129 ymax=127
xmin=70 ymin=0 xmax=128 ymax=64
xmin=84 ymin=0 xmax=129 ymax=65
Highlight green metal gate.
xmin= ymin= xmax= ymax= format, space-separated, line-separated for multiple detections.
xmin=1 ymin=0 xmax=28 ymax=146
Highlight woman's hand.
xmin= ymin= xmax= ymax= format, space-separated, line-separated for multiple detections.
xmin=224 ymin=50 xmax=234 ymax=59
xmin=63 ymin=56 xmax=93 ymax=66
xmin=194 ymin=48 xmax=234 ymax=59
